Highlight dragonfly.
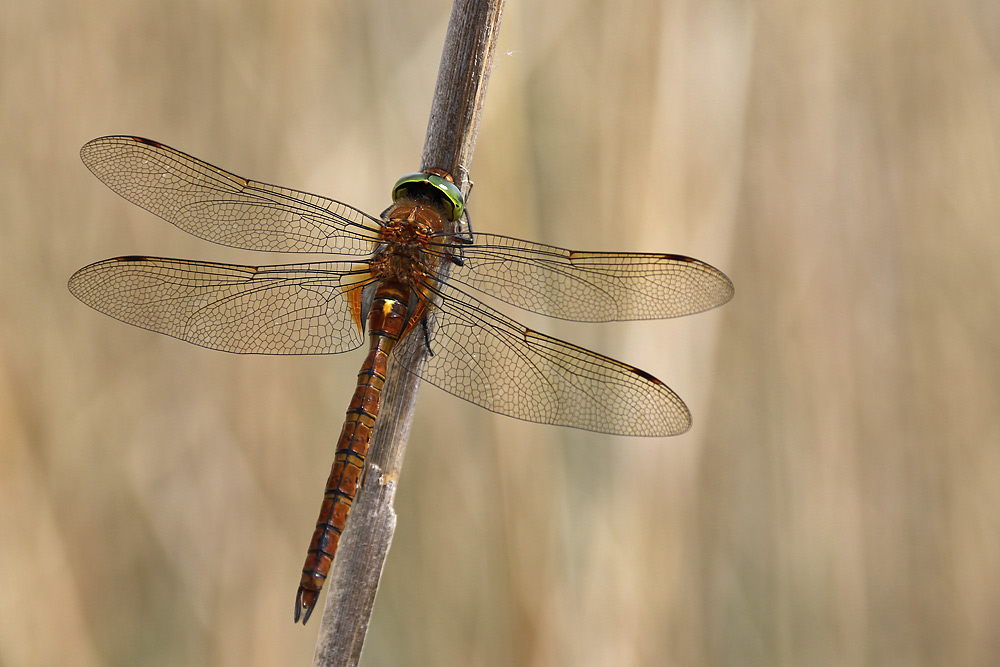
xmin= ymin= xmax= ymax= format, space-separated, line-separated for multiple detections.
xmin=68 ymin=136 xmax=733 ymax=624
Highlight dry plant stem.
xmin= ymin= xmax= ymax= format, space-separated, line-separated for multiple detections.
xmin=311 ymin=1 xmax=506 ymax=665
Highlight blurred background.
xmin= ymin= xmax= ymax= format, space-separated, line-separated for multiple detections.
xmin=2 ymin=0 xmax=999 ymax=665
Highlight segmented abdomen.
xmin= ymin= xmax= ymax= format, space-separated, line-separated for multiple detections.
xmin=294 ymin=287 xmax=412 ymax=624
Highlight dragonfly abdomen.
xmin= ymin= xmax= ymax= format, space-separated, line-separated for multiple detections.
xmin=294 ymin=281 xmax=416 ymax=624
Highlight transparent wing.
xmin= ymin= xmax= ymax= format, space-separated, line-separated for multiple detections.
xmin=440 ymin=233 xmax=733 ymax=322
xmin=397 ymin=280 xmax=691 ymax=436
xmin=68 ymin=256 xmax=370 ymax=354
xmin=80 ymin=136 xmax=383 ymax=255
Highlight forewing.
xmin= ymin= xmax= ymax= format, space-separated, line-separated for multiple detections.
xmin=68 ymin=257 xmax=369 ymax=354
xmin=443 ymin=233 xmax=733 ymax=322
xmin=80 ymin=136 xmax=383 ymax=255
xmin=397 ymin=281 xmax=691 ymax=436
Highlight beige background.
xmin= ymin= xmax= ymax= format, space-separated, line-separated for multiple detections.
xmin=3 ymin=0 xmax=999 ymax=665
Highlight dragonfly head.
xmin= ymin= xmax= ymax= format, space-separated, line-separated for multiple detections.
xmin=391 ymin=170 xmax=465 ymax=222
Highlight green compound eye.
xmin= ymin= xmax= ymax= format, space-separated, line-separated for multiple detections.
xmin=391 ymin=171 xmax=465 ymax=222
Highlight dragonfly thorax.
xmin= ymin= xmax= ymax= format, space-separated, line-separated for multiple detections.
xmin=370 ymin=202 xmax=447 ymax=294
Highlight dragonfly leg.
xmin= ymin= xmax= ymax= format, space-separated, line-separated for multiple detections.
xmin=452 ymin=207 xmax=474 ymax=245
xmin=420 ymin=316 xmax=435 ymax=356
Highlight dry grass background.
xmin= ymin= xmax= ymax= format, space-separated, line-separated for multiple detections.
xmin=2 ymin=0 xmax=999 ymax=665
